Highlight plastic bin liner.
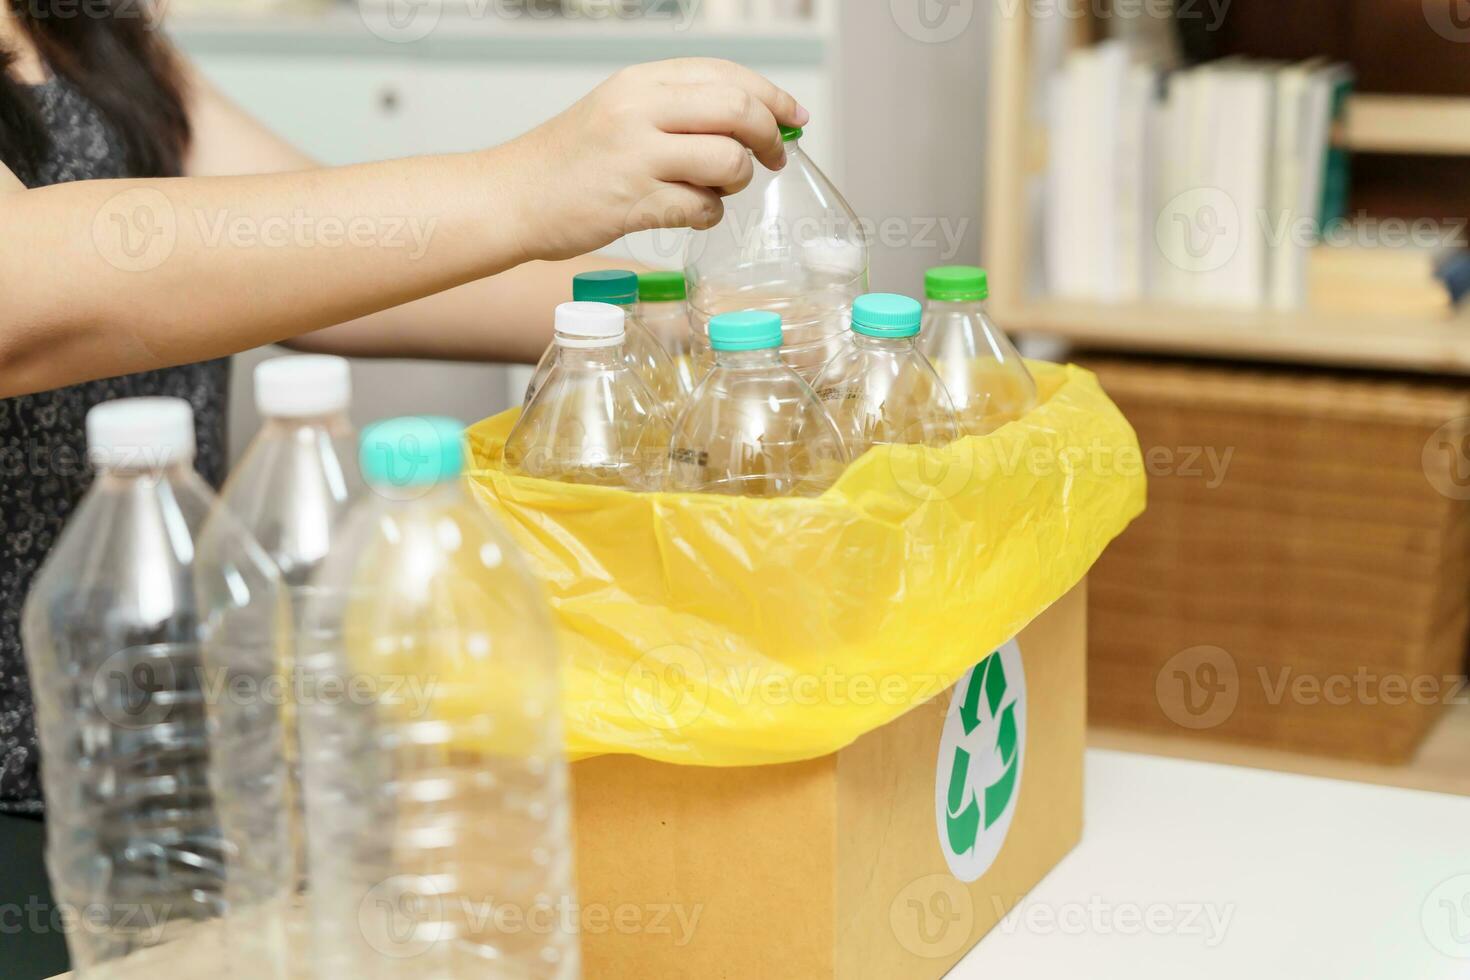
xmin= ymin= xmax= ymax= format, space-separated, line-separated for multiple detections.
xmin=466 ymin=362 xmax=1145 ymax=766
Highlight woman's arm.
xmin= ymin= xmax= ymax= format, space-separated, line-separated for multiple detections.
xmin=0 ymin=58 xmax=804 ymax=398
xmin=182 ymin=63 xmax=626 ymax=364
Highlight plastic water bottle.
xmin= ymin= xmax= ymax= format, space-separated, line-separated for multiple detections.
xmin=812 ymin=294 xmax=961 ymax=456
xmin=919 ymin=267 xmax=1039 ymax=435
xmin=218 ymin=355 xmax=360 ymax=902
xmin=637 ymin=270 xmax=702 ymax=395
xmin=21 ymin=398 xmax=290 ymax=977
xmin=525 ymin=270 xmax=684 ymax=415
xmin=668 ymin=311 xmax=849 ymax=497
xmin=685 ymin=125 xmax=869 ymax=382
xmin=506 ymin=302 xmax=674 ymax=491
xmin=300 ymin=416 xmax=579 ymax=979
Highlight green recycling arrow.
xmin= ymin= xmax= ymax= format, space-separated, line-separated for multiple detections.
xmin=945 ymin=650 xmax=1021 ymax=853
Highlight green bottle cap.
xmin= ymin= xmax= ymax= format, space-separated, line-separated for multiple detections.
xmin=638 ymin=270 xmax=687 ymax=303
xmin=780 ymin=125 xmax=804 ymax=143
xmin=925 ymin=266 xmax=989 ymax=303
xmin=359 ymin=416 xmax=465 ymax=488
xmin=573 ymin=270 xmax=638 ymax=307
xmin=851 ymin=293 xmax=923 ymax=339
xmin=709 ymin=311 xmax=783 ymax=352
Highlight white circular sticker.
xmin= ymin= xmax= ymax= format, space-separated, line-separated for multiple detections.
xmin=934 ymin=640 xmax=1025 ymax=883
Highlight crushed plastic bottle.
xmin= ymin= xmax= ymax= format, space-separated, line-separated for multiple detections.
xmin=812 ymin=293 xmax=960 ymax=456
xmin=506 ymin=302 xmax=673 ymax=491
xmin=301 ymin=416 xmax=579 ymax=979
xmin=668 ymin=310 xmax=849 ymax=497
xmin=919 ymin=266 xmax=1039 ymax=435
xmin=685 ymin=126 xmax=869 ymax=382
xmin=637 ymin=270 xmax=702 ymax=395
xmin=22 ymin=398 xmax=290 ymax=978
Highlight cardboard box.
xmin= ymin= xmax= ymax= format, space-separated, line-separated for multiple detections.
xmin=569 ymin=583 xmax=1087 ymax=979
xmin=1082 ymin=357 xmax=1470 ymax=763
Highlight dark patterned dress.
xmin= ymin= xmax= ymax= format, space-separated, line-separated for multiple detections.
xmin=0 ymin=78 xmax=230 ymax=814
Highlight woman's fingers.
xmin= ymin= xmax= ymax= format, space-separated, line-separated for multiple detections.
xmin=654 ymin=134 xmax=756 ymax=198
xmin=625 ymin=183 xmax=725 ymax=233
xmin=644 ymin=58 xmax=807 ymax=131
xmin=655 ymin=85 xmax=783 ymax=172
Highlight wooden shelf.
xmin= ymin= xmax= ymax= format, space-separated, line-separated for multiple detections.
xmin=1342 ymin=94 xmax=1470 ymax=156
xmin=1000 ymin=299 xmax=1470 ymax=374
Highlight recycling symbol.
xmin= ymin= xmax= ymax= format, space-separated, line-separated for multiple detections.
xmin=934 ymin=639 xmax=1026 ymax=883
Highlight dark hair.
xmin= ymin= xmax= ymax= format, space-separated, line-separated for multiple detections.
xmin=0 ymin=0 xmax=190 ymax=185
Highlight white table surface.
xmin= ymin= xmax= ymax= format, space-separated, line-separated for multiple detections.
xmin=953 ymin=749 xmax=1470 ymax=979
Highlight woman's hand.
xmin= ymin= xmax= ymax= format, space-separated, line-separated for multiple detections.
xmin=499 ymin=58 xmax=809 ymax=262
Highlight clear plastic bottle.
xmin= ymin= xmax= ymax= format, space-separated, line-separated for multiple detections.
xmin=812 ymin=294 xmax=961 ymax=456
xmin=668 ymin=311 xmax=849 ymax=497
xmin=300 ymin=416 xmax=578 ymax=980
xmin=507 ymin=302 xmax=674 ymax=491
xmin=919 ymin=266 xmax=1039 ymax=435
xmin=637 ymin=270 xmax=702 ymax=395
xmin=685 ymin=126 xmax=869 ymax=382
xmin=525 ymin=270 xmax=685 ymax=415
xmin=218 ymin=355 xmax=360 ymax=905
xmin=21 ymin=398 xmax=290 ymax=978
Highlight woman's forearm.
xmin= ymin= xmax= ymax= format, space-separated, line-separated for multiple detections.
xmin=284 ymin=254 xmax=649 ymax=366
xmin=0 ymin=147 xmax=530 ymax=398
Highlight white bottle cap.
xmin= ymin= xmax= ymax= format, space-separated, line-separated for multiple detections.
xmin=554 ymin=302 xmax=626 ymax=349
xmin=254 ymin=355 xmax=352 ymax=418
xmin=86 ymin=397 xmax=196 ymax=467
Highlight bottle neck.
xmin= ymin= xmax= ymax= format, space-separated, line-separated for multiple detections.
xmin=554 ymin=340 xmax=625 ymax=367
xmin=638 ymin=300 xmax=685 ymax=320
xmin=713 ymin=348 xmax=784 ymax=370
xmin=927 ymin=298 xmax=988 ymax=316
xmin=261 ymin=410 xmax=352 ymax=436
xmin=852 ymin=333 xmax=918 ymax=354
xmin=94 ymin=455 xmax=196 ymax=486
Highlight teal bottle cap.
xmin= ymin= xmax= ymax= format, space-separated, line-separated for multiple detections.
xmin=851 ymin=293 xmax=923 ymax=338
xmin=573 ymin=270 xmax=638 ymax=307
xmin=780 ymin=125 xmax=804 ymax=143
xmin=360 ymin=416 xmax=465 ymax=488
xmin=638 ymin=270 xmax=687 ymax=303
xmin=925 ymin=266 xmax=989 ymax=303
xmin=709 ymin=311 xmax=783 ymax=352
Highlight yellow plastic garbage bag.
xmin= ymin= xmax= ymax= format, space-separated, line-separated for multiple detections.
xmin=466 ymin=362 xmax=1144 ymax=767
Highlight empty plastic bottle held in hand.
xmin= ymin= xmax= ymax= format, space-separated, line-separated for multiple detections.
xmin=526 ymin=270 xmax=685 ymax=414
xmin=301 ymin=417 xmax=579 ymax=979
xmin=638 ymin=270 xmax=702 ymax=395
xmin=21 ymin=398 xmax=290 ymax=978
xmin=218 ymin=355 xmax=360 ymax=903
xmin=813 ymin=293 xmax=960 ymax=456
xmin=668 ymin=310 xmax=849 ymax=497
xmin=684 ymin=126 xmax=869 ymax=382
xmin=506 ymin=302 xmax=674 ymax=491
xmin=919 ymin=267 xmax=1038 ymax=434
